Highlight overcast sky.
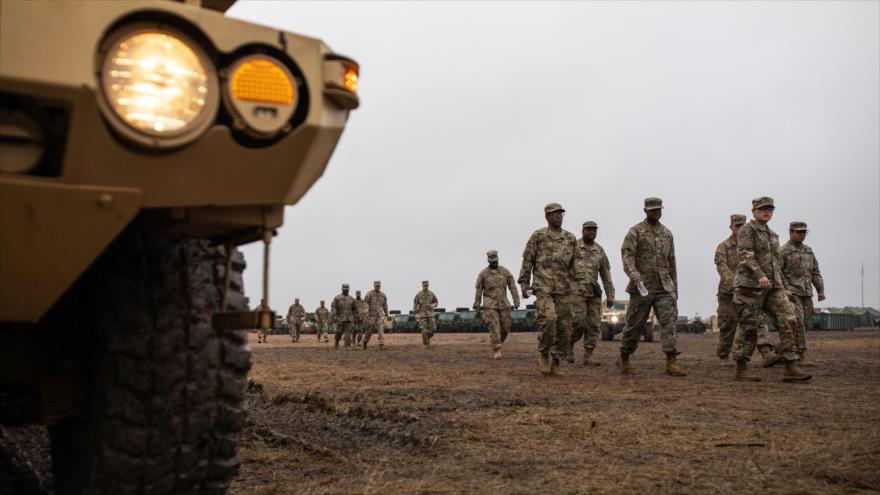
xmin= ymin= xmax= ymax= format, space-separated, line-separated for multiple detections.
xmin=229 ymin=1 xmax=879 ymax=318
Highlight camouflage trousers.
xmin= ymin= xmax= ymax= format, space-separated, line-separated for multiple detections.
xmin=570 ymin=296 xmax=602 ymax=352
xmin=289 ymin=321 xmax=302 ymax=342
xmin=732 ymin=288 xmax=799 ymax=362
xmin=257 ymin=327 xmax=270 ymax=342
xmin=335 ymin=321 xmax=353 ymax=346
xmin=316 ymin=322 xmax=329 ymax=342
xmin=789 ymin=295 xmax=813 ymax=354
xmin=353 ymin=320 xmax=365 ymax=344
xmin=483 ymin=308 xmax=512 ymax=351
xmin=417 ymin=315 xmax=436 ymax=346
xmin=620 ymin=291 xmax=678 ymax=356
xmin=362 ymin=316 xmax=385 ymax=347
xmin=535 ymin=292 xmax=572 ymax=360
xmin=716 ymin=295 xmax=774 ymax=358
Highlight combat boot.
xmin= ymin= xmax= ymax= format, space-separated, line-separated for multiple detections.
xmin=734 ymin=361 xmax=761 ymax=382
xmin=665 ymin=354 xmax=686 ymax=377
xmin=566 ymin=345 xmax=575 ymax=363
xmin=798 ymin=352 xmax=815 ymax=367
xmin=538 ymin=354 xmax=552 ymax=376
xmin=759 ymin=346 xmax=782 ymax=368
xmin=361 ymin=340 xmax=367 ymax=350
xmin=551 ymin=357 xmax=565 ymax=376
xmin=581 ymin=349 xmax=601 ymax=367
xmin=783 ymin=362 xmax=812 ymax=382
xmin=616 ymin=353 xmax=632 ymax=375
xmin=334 ymin=339 xmax=339 ymax=349
xmin=379 ymin=343 xmax=385 ymax=350
xmin=493 ymin=349 xmax=502 ymax=360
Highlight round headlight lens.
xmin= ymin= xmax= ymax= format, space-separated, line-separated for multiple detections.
xmin=224 ymin=55 xmax=298 ymax=138
xmin=101 ymin=30 xmax=214 ymax=139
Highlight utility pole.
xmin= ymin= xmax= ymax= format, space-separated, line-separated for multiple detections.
xmin=861 ymin=263 xmax=865 ymax=308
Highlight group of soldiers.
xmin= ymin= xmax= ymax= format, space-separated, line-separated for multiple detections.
xmin=509 ymin=196 xmax=823 ymax=381
xmin=261 ymin=195 xmax=825 ymax=384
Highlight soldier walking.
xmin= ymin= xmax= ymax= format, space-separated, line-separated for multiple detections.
xmin=780 ymin=221 xmax=825 ymax=366
xmin=354 ymin=290 xmax=369 ymax=346
xmin=364 ymin=280 xmax=389 ymax=349
xmin=714 ymin=215 xmax=781 ymax=366
xmin=255 ymin=301 xmax=271 ymax=344
xmin=731 ymin=197 xmax=811 ymax=382
xmin=331 ymin=283 xmax=357 ymax=348
xmin=413 ymin=281 xmax=438 ymax=347
xmin=569 ymin=221 xmax=615 ymax=366
xmin=473 ymin=250 xmax=521 ymax=359
xmin=315 ymin=300 xmax=330 ymax=343
xmin=286 ymin=297 xmax=306 ymax=343
xmin=617 ymin=197 xmax=685 ymax=376
xmin=519 ymin=203 xmax=587 ymax=376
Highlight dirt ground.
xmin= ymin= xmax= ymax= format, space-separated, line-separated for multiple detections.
xmin=232 ymin=330 xmax=880 ymax=495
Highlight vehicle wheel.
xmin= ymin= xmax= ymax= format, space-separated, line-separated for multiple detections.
xmin=642 ymin=323 xmax=654 ymax=342
xmin=600 ymin=323 xmax=613 ymax=341
xmin=48 ymin=230 xmax=251 ymax=494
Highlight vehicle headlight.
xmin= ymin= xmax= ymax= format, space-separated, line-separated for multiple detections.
xmin=225 ymin=55 xmax=298 ymax=138
xmin=611 ymin=315 xmax=619 ymax=323
xmin=98 ymin=25 xmax=219 ymax=148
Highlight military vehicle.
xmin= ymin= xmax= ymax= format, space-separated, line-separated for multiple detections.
xmin=600 ymin=299 xmax=654 ymax=342
xmin=0 ymin=0 xmax=358 ymax=492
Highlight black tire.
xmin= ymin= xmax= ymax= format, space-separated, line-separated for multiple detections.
xmin=600 ymin=323 xmax=613 ymax=341
xmin=642 ymin=323 xmax=654 ymax=342
xmin=48 ymin=230 xmax=251 ymax=494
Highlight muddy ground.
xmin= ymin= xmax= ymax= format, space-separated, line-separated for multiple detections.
xmin=233 ymin=330 xmax=880 ymax=494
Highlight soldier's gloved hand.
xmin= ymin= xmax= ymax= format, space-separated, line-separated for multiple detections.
xmin=817 ymin=291 xmax=826 ymax=302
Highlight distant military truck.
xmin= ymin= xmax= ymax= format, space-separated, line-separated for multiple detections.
xmin=0 ymin=0 xmax=359 ymax=492
xmin=600 ymin=299 xmax=654 ymax=342
xmin=511 ymin=305 xmax=538 ymax=332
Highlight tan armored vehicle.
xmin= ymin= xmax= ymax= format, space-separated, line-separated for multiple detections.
xmin=0 ymin=0 xmax=358 ymax=491
xmin=600 ymin=299 xmax=655 ymax=342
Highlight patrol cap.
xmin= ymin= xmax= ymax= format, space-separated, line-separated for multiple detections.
xmin=373 ymin=280 xmax=381 ymax=285
xmin=342 ymin=283 xmax=349 ymax=289
xmin=730 ymin=214 xmax=746 ymax=227
xmin=752 ymin=196 xmax=775 ymax=209
xmin=582 ymin=221 xmax=598 ymax=229
xmin=789 ymin=221 xmax=808 ymax=231
xmin=544 ymin=202 xmax=565 ymax=214
xmin=486 ymin=250 xmax=498 ymax=259
xmin=421 ymin=280 xmax=429 ymax=285
xmin=644 ymin=197 xmax=663 ymax=210
xmin=355 ymin=290 xmax=361 ymax=295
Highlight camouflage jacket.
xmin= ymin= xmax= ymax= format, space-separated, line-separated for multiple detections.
xmin=364 ymin=289 xmax=388 ymax=319
xmin=331 ymin=294 xmax=356 ymax=322
xmin=780 ymin=242 xmax=824 ymax=297
xmin=315 ymin=306 xmax=330 ymax=324
xmin=354 ymin=298 xmax=370 ymax=322
xmin=412 ymin=290 xmax=438 ymax=317
xmin=714 ymin=236 xmax=737 ymax=296
xmin=576 ymin=239 xmax=615 ymax=300
xmin=474 ymin=265 xmax=520 ymax=310
xmin=518 ymin=227 xmax=586 ymax=296
xmin=734 ymin=220 xmax=784 ymax=289
xmin=621 ymin=220 xmax=677 ymax=294
xmin=286 ymin=303 xmax=306 ymax=324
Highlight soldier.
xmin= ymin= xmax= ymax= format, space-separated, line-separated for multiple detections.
xmin=413 ymin=280 xmax=438 ymax=347
xmin=780 ymin=221 xmax=825 ymax=366
xmin=255 ymin=301 xmax=270 ymax=344
xmin=519 ymin=203 xmax=587 ymax=376
xmin=617 ymin=197 xmax=684 ymax=376
xmin=286 ymin=297 xmax=306 ymax=343
xmin=474 ymin=250 xmax=521 ymax=359
xmin=364 ymin=280 xmax=389 ymax=349
xmin=315 ymin=300 xmax=330 ymax=343
xmin=715 ymin=215 xmax=781 ymax=367
xmin=331 ymin=283 xmax=357 ymax=348
xmin=569 ymin=221 xmax=615 ymax=366
xmin=731 ymin=197 xmax=811 ymax=382
xmin=353 ymin=290 xmax=369 ymax=346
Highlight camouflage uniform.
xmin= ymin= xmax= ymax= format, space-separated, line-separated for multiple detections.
xmin=474 ymin=251 xmax=521 ymax=351
xmin=331 ymin=285 xmax=357 ymax=347
xmin=571 ymin=224 xmax=615 ymax=353
xmin=256 ymin=302 xmax=271 ymax=343
xmin=413 ymin=282 xmax=438 ymax=346
xmin=715 ymin=216 xmax=775 ymax=359
xmin=780 ymin=222 xmax=824 ymax=355
xmin=619 ymin=207 xmax=679 ymax=357
xmin=353 ymin=291 xmax=369 ymax=346
xmin=315 ymin=304 xmax=330 ymax=343
xmin=364 ymin=282 xmax=388 ymax=348
xmin=732 ymin=201 xmax=800 ymax=363
xmin=518 ymin=205 xmax=587 ymax=361
xmin=286 ymin=300 xmax=306 ymax=343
